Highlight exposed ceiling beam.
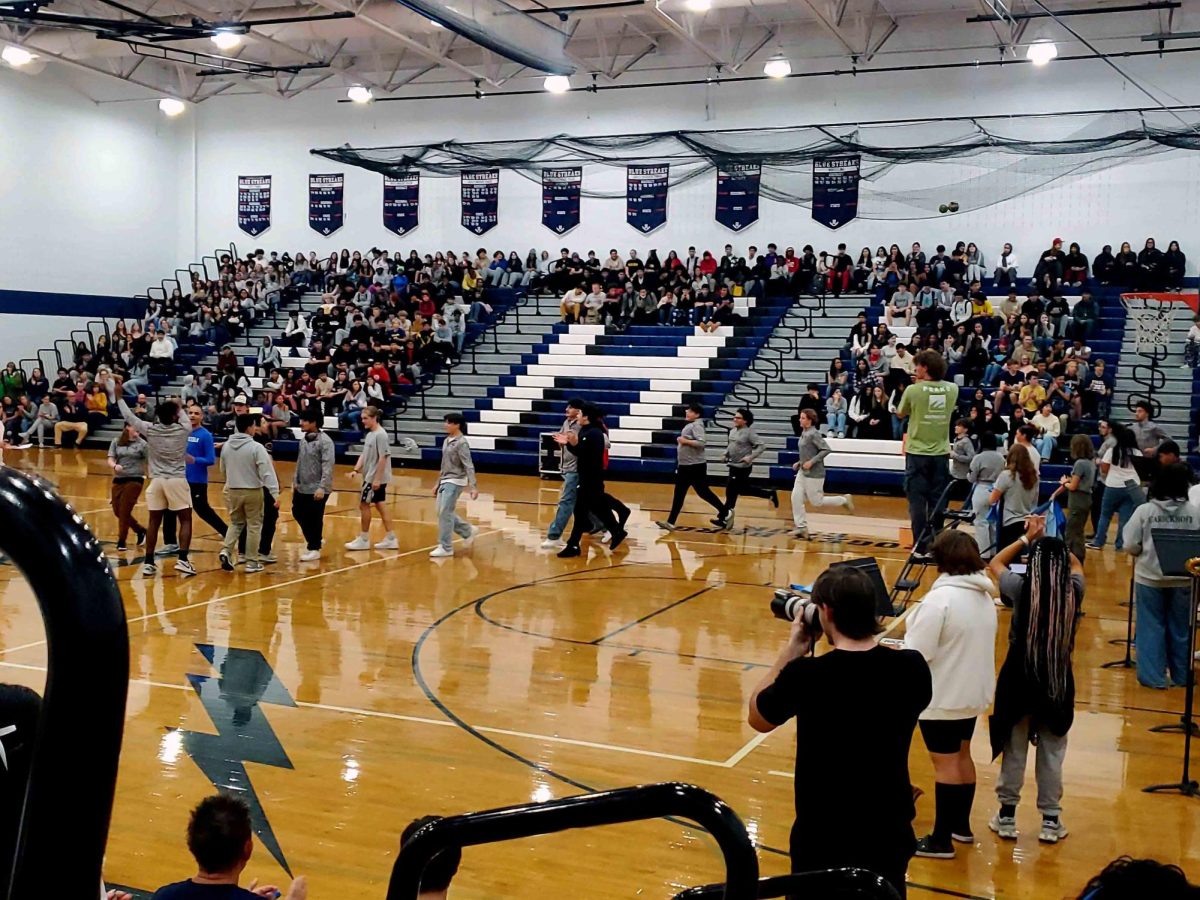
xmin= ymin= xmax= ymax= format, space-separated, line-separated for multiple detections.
xmin=301 ymin=0 xmax=499 ymax=84
xmin=650 ymin=0 xmax=727 ymax=66
xmin=12 ymin=35 xmax=181 ymax=96
xmin=790 ymin=0 xmax=858 ymax=56
xmin=968 ymin=1 xmax=1179 ymax=22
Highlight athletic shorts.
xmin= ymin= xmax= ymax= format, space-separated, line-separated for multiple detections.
xmin=919 ymin=717 xmax=977 ymax=754
xmin=145 ymin=477 xmax=192 ymax=512
xmin=360 ymin=483 xmax=388 ymax=504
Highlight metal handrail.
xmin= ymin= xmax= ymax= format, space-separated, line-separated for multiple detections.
xmin=0 ymin=469 xmax=128 ymax=898
xmin=674 ymin=868 xmax=902 ymax=900
xmin=387 ymin=783 xmax=758 ymax=900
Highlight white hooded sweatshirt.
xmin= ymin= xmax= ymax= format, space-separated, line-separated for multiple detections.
xmin=903 ymin=571 xmax=998 ymax=720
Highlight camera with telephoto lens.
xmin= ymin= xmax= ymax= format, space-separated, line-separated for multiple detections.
xmin=770 ymin=588 xmax=822 ymax=637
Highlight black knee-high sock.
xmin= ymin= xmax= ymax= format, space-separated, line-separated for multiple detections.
xmin=931 ymin=783 xmax=954 ymax=843
xmin=953 ymin=782 xmax=976 ymax=837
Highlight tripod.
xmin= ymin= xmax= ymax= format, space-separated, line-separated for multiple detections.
xmin=1144 ymin=560 xmax=1200 ymax=798
xmin=1101 ymin=569 xmax=1136 ymax=670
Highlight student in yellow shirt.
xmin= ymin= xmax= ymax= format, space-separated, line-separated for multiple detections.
xmin=1018 ymin=372 xmax=1047 ymax=413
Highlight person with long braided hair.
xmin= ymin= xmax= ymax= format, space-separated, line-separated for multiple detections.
xmin=987 ymin=514 xmax=1084 ymax=845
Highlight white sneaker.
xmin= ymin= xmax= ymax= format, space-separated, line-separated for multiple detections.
xmin=344 ymin=535 xmax=371 ymax=551
xmin=374 ymin=534 xmax=399 ymax=550
xmin=462 ymin=525 xmax=479 ymax=545
xmin=1038 ymin=818 xmax=1068 ymax=844
xmin=540 ymin=538 xmax=565 ymax=549
xmin=174 ymin=559 xmax=197 ymax=577
xmin=299 ymin=549 xmax=321 ymax=562
xmin=259 ymin=553 xmax=278 ymax=564
xmin=141 ymin=563 xmax=158 ymax=576
xmin=844 ymin=495 xmax=856 ymax=514
xmin=989 ymin=812 xmax=1018 ymax=840
xmin=429 ymin=546 xmax=454 ymax=558
xmin=156 ymin=543 xmax=180 ymax=556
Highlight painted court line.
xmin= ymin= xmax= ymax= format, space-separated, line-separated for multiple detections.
xmin=0 ymin=660 xmax=744 ymax=769
xmin=721 ymin=731 xmax=770 ymax=767
xmin=0 ymin=530 xmax=501 ymax=657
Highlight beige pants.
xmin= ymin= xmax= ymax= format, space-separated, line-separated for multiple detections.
xmin=222 ymin=487 xmax=264 ymax=563
xmin=53 ymin=421 xmax=88 ymax=445
xmin=791 ymin=473 xmax=851 ymax=529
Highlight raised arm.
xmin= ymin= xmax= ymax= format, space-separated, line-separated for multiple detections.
xmin=116 ymin=398 xmax=148 ymax=434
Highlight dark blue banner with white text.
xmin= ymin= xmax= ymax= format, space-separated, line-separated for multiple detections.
xmin=383 ymin=173 xmax=420 ymax=236
xmin=812 ymin=154 xmax=860 ymax=230
xmin=715 ymin=163 xmax=760 ymax=232
xmin=627 ymin=164 xmax=669 ymax=234
xmin=542 ymin=166 xmax=581 ymax=235
xmin=237 ymin=175 xmax=271 ymax=237
xmin=308 ymin=173 xmax=344 ymax=236
xmin=461 ymin=169 xmax=499 ymax=235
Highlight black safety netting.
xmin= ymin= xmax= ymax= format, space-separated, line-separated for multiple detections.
xmin=311 ymin=110 xmax=1200 ymax=220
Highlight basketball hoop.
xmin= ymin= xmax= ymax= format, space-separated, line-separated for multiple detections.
xmin=1120 ymin=293 xmax=1177 ymax=359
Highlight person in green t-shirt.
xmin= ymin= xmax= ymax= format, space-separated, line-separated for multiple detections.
xmin=896 ymin=349 xmax=960 ymax=553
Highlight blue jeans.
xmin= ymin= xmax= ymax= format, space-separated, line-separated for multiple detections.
xmin=436 ymin=482 xmax=473 ymax=550
xmin=827 ymin=411 xmax=847 ymax=435
xmin=891 ymin=414 xmax=905 ymax=440
xmin=983 ymin=362 xmax=1002 ymax=384
xmin=1035 ymin=435 xmax=1056 ymax=460
xmin=1091 ymin=483 xmax=1143 ymax=549
xmin=547 ymin=471 xmax=601 ymax=540
xmin=1135 ymin=583 xmax=1193 ymax=688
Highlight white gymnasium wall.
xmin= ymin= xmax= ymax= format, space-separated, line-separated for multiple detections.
xmin=184 ymin=54 xmax=1200 ymax=271
xmin=0 ymin=67 xmax=184 ymax=365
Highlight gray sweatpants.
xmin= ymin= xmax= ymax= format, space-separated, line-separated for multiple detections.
xmin=995 ymin=715 xmax=1068 ymax=817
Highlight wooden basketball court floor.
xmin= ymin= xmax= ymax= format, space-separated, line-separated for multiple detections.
xmin=0 ymin=450 xmax=1197 ymax=899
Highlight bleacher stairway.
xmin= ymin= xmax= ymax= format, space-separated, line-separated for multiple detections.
xmin=1112 ymin=299 xmax=1194 ymax=449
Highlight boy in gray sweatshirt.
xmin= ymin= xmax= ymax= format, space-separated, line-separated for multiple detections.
xmin=219 ymin=414 xmax=280 ymax=573
xmin=791 ymin=408 xmax=854 ymax=538
xmin=431 ymin=413 xmax=479 ymax=558
xmin=293 ymin=406 xmax=335 ymax=562
xmin=657 ymin=402 xmax=724 ymax=531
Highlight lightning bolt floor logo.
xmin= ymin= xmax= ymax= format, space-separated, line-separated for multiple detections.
xmin=175 ymin=644 xmax=296 ymax=874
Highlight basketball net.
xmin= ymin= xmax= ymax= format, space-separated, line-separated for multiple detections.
xmin=1120 ymin=293 xmax=1181 ymax=357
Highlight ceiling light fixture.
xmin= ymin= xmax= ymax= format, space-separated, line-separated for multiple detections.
xmin=1025 ymin=39 xmax=1058 ymax=66
xmin=347 ymin=85 xmax=373 ymax=103
xmin=158 ymin=98 xmax=186 ymax=117
xmin=210 ymin=30 xmax=242 ymax=51
xmin=1 ymin=45 xmax=35 ymax=67
xmin=763 ymin=56 xmax=791 ymax=78
xmin=428 ymin=18 xmax=443 ymax=27
xmin=685 ymin=0 xmax=711 ymax=12
xmin=543 ymin=74 xmax=571 ymax=93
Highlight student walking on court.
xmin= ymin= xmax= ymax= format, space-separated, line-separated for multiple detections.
xmin=162 ymin=405 xmax=228 ymax=553
xmin=107 ymin=423 xmax=148 ymax=550
xmin=345 ymin=406 xmax=398 ymax=550
xmin=714 ymin=408 xmax=777 ymax=530
xmin=904 ymin=530 xmax=997 ymax=860
xmin=293 ymin=406 xmax=335 ymax=562
xmin=895 ymin=350 xmax=959 ymax=552
xmin=1059 ymin=434 xmax=1097 ymax=562
xmin=218 ymin=414 xmax=279 ymax=573
xmin=117 ymin=394 xmax=197 ymax=577
xmin=430 ymin=413 xmax=479 ymax=558
xmin=554 ymin=402 xmax=625 ymax=557
xmin=988 ymin=516 xmax=1083 ymax=844
xmin=967 ymin=432 xmax=1005 ymax=558
xmin=790 ymin=408 xmax=854 ymax=540
xmin=542 ymin=398 xmax=600 ymax=549
xmin=656 ymin=402 xmax=724 ymax=532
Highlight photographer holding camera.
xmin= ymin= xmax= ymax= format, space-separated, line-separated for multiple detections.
xmin=749 ymin=567 xmax=932 ymax=899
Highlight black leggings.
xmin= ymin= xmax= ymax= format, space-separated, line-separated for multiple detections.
xmin=668 ymin=463 xmax=724 ymax=524
xmin=163 ymin=482 xmax=227 ymax=544
xmin=566 ymin=484 xmax=619 ymax=547
xmin=721 ymin=466 xmax=773 ymax=515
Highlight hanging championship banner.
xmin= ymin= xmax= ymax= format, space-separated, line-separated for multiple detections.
xmin=541 ymin=166 xmax=581 ymax=235
xmin=308 ymin=173 xmax=344 ymax=236
xmin=383 ymin=173 xmax=420 ymax=236
xmin=461 ymin=169 xmax=499 ymax=235
xmin=812 ymin=154 xmax=861 ymax=229
xmin=715 ymin=162 xmax=761 ymax=232
xmin=237 ymin=175 xmax=271 ymax=237
xmin=626 ymin=164 xmax=669 ymax=233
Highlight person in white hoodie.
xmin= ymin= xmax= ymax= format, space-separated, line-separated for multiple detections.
xmin=1122 ymin=463 xmax=1200 ymax=690
xmin=903 ymin=530 xmax=997 ymax=860
xmin=218 ymin=414 xmax=280 ymax=573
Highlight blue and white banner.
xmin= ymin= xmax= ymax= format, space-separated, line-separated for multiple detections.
xmin=812 ymin=154 xmax=861 ymax=230
xmin=461 ymin=169 xmax=499 ymax=235
xmin=542 ymin=166 xmax=581 ymax=235
xmin=383 ymin=173 xmax=420 ymax=236
xmin=626 ymin=164 xmax=669 ymax=233
xmin=715 ymin=163 xmax=760 ymax=232
xmin=308 ymin=173 xmax=344 ymax=236
xmin=237 ymin=175 xmax=271 ymax=237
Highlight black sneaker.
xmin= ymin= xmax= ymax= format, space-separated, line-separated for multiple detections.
xmin=770 ymin=490 xmax=780 ymax=509
xmin=710 ymin=517 xmax=727 ymax=528
xmin=136 ymin=531 xmax=146 ymax=547
xmin=557 ymin=545 xmax=581 ymax=558
xmin=219 ymin=550 xmax=234 ymax=572
xmin=913 ymin=835 xmax=955 ymax=859
xmin=609 ymin=529 xmax=628 ymax=551
xmin=115 ymin=543 xmax=128 ymax=551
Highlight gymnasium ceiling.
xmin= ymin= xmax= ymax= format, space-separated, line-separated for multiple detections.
xmin=0 ymin=0 xmax=1193 ymax=103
